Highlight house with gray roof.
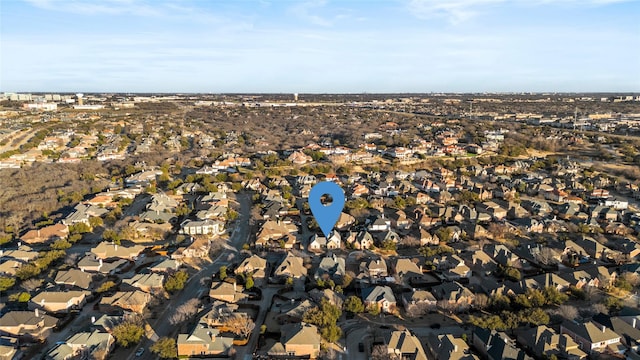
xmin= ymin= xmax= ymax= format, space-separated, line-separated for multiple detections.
xmin=560 ymin=320 xmax=624 ymax=354
xmin=54 ymin=269 xmax=94 ymax=290
xmin=362 ymin=286 xmax=396 ymax=314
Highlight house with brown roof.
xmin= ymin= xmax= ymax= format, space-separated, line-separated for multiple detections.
xmin=91 ymin=242 xmax=145 ymax=260
xmin=54 ymin=269 xmax=94 ymax=290
xmin=122 ymin=273 xmax=165 ymax=293
xmin=0 ymin=310 xmax=58 ymax=341
xmin=209 ymin=281 xmax=248 ymax=303
xmin=517 ymin=325 xmax=587 ymax=360
xmin=274 ymin=252 xmax=307 ymax=280
xmin=30 ymin=291 xmax=89 ymax=313
xmin=236 ymin=254 xmax=267 ymax=281
xmin=20 ymin=223 xmax=69 ymax=245
xmin=560 ymin=320 xmax=624 ymax=354
xmin=267 ymin=323 xmax=322 ymax=359
xmin=177 ymin=322 xmax=234 ymax=357
xmin=384 ymin=329 xmax=428 ymax=360
xmin=99 ymin=291 xmax=151 ymax=314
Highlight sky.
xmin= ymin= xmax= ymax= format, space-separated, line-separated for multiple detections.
xmin=1 ymin=0 xmax=639 ymax=93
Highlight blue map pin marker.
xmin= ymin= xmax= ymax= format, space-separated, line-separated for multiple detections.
xmin=308 ymin=181 xmax=345 ymax=238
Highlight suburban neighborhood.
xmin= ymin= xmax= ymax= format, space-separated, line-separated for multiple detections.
xmin=0 ymin=93 xmax=640 ymax=360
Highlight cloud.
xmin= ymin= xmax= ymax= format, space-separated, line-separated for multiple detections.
xmin=406 ymin=0 xmax=635 ymax=23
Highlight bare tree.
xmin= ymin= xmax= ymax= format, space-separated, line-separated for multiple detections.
xmin=371 ymin=345 xmax=399 ymax=360
xmin=405 ymin=302 xmax=433 ymax=318
xmin=21 ymin=278 xmax=43 ymax=292
xmin=222 ymin=315 xmax=255 ymax=339
xmin=474 ymin=293 xmax=489 ymax=310
xmin=557 ymin=305 xmax=578 ymax=320
xmin=65 ymin=253 xmax=80 ymax=267
xmin=592 ymin=303 xmax=609 ymax=315
xmin=170 ymin=298 xmax=200 ymax=325
xmin=535 ymin=247 xmax=559 ymax=266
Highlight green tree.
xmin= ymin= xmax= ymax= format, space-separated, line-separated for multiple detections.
xmin=526 ymin=308 xmax=550 ymax=325
xmin=321 ymin=324 xmax=342 ymax=343
xmin=150 ymin=337 xmax=177 ymax=359
xmin=97 ymin=281 xmax=117 ymax=293
xmin=165 ymin=271 xmax=189 ymax=293
xmin=344 ymin=296 xmax=365 ymax=314
xmin=89 ymin=216 xmax=104 ymax=228
xmin=0 ymin=277 xmax=16 ymax=292
xmin=113 ymin=321 xmax=145 ymax=347
xmin=245 ymin=276 xmax=254 ymax=290
xmin=544 ymin=287 xmax=568 ymax=305
xmin=219 ymin=266 xmax=227 ymax=280
xmin=50 ymin=239 xmax=71 ymax=250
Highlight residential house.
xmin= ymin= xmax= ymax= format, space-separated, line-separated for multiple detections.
xmin=122 ymin=273 xmax=165 ymax=293
xmin=91 ymin=242 xmax=145 ymax=260
xmin=54 ymin=269 xmax=94 ymax=290
xmin=171 ymin=236 xmax=212 ymax=259
xmin=517 ymin=325 xmax=587 ymax=360
xmin=560 ymin=320 xmax=624 ymax=354
xmin=473 ymin=328 xmax=532 ymax=360
xmin=267 ymin=323 xmax=322 ymax=359
xmin=236 ymin=255 xmax=268 ymax=281
xmin=402 ymin=289 xmax=437 ymax=315
xmin=362 ymin=286 xmax=396 ymax=313
xmin=209 ymin=281 xmax=248 ymax=303
xmin=77 ymin=254 xmax=128 ymax=275
xmin=149 ymin=257 xmax=181 ymax=273
xmin=177 ymin=322 xmax=234 ymax=357
xmin=393 ymin=258 xmax=423 ymax=285
xmin=359 ymin=258 xmax=388 ymax=283
xmin=20 ymin=223 xmax=69 ymax=245
xmin=30 ymin=291 xmax=89 ymax=313
xmin=434 ymin=254 xmax=471 ymax=281
xmin=593 ymin=313 xmax=640 ymax=352
xmin=274 ymin=252 xmax=307 ymax=280
xmin=0 ymin=310 xmax=58 ymax=341
xmin=383 ymin=329 xmax=428 ymax=360
xmin=427 ymin=333 xmax=479 ymax=360
xmin=65 ymin=330 xmax=115 ymax=360
xmin=180 ymin=219 xmax=224 ymax=236
xmin=99 ymin=291 xmax=151 ymax=314
xmin=431 ymin=282 xmax=475 ymax=309
xmin=314 ymin=254 xmax=346 ymax=283
xmin=335 ymin=212 xmax=355 ymax=231
xmin=350 ymin=231 xmax=374 ymax=250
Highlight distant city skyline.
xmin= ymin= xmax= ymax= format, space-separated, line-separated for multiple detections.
xmin=1 ymin=0 xmax=639 ymax=93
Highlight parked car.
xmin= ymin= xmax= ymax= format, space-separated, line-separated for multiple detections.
xmin=135 ymin=348 xmax=145 ymax=357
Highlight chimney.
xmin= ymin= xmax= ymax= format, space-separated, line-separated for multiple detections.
xmin=233 ymin=281 xmax=237 ymax=292
xmin=601 ymin=325 xmax=606 ymax=333
xmin=91 ymin=316 xmax=96 ymax=324
xmin=633 ymin=318 xmax=637 ymax=329
xmin=35 ymin=308 xmax=39 ymax=317
xmin=454 ymin=345 xmax=458 ymax=352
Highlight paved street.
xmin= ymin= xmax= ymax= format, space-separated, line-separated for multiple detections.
xmin=126 ymin=192 xmax=252 ymax=360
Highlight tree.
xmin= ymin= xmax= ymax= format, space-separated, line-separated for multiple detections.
xmin=344 ymin=296 xmax=365 ymax=314
xmin=544 ymin=287 xmax=568 ymax=305
xmin=89 ymin=216 xmax=104 ymax=229
xmin=20 ymin=278 xmax=43 ymax=292
xmin=321 ymin=324 xmax=342 ymax=343
xmin=222 ymin=315 xmax=255 ymax=339
xmin=557 ymin=305 xmax=578 ymax=320
xmin=170 ymin=298 xmax=200 ymax=325
xmin=97 ymin=281 xmax=116 ymax=293
xmin=112 ymin=321 xmax=145 ymax=347
xmin=371 ymin=344 xmax=399 ymax=360
xmin=245 ymin=276 xmax=254 ymax=290
xmin=150 ymin=337 xmax=177 ymax=359
xmin=50 ymin=239 xmax=71 ymax=250
xmin=0 ymin=277 xmax=15 ymax=292
xmin=219 ymin=266 xmax=227 ymax=280
xmin=526 ymin=308 xmax=550 ymax=325
xmin=165 ymin=271 xmax=188 ymax=293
